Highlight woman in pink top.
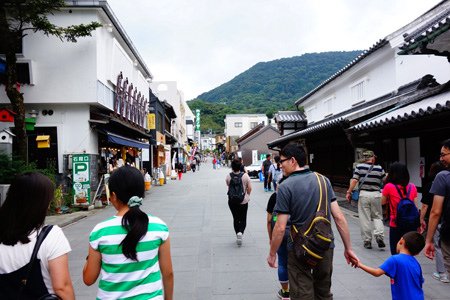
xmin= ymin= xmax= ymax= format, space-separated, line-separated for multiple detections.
xmin=382 ymin=162 xmax=419 ymax=254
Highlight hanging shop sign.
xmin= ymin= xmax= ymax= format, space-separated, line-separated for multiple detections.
xmin=114 ymin=72 xmax=148 ymax=129
xmin=72 ymin=154 xmax=91 ymax=205
xmin=147 ymin=113 xmax=156 ymax=130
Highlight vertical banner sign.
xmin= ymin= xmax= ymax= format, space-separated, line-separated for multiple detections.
xmin=72 ymin=154 xmax=91 ymax=205
xmin=195 ymin=109 xmax=201 ymax=131
xmin=147 ymin=113 xmax=156 ymax=130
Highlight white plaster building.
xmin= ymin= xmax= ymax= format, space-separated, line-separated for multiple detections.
xmin=224 ymin=114 xmax=268 ymax=138
xmin=269 ymin=1 xmax=450 ymax=190
xmin=0 ymin=1 xmax=154 ymax=195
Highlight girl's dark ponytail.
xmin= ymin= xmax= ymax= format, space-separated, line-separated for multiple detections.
xmin=121 ymin=205 xmax=148 ymax=260
xmin=108 ymin=166 xmax=148 ymax=261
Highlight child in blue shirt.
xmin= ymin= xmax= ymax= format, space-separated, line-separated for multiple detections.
xmin=357 ymin=231 xmax=425 ymax=300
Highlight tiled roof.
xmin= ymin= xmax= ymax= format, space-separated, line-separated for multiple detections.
xmin=294 ymin=39 xmax=388 ymax=106
xmin=236 ymin=123 xmax=264 ymax=143
xmin=274 ymin=111 xmax=307 ymax=122
xmin=399 ymin=8 xmax=450 ymax=54
xmin=351 ymin=90 xmax=450 ymax=131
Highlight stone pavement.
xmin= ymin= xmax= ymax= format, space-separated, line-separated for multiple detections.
xmin=48 ymin=162 xmax=450 ymax=299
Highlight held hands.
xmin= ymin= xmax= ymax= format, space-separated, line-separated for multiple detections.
xmin=344 ymin=249 xmax=359 ymax=268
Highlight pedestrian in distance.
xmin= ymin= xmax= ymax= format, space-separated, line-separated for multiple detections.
xmin=226 ymin=159 xmax=252 ymax=246
xmin=176 ymin=161 xmax=183 ymax=180
xmin=346 ymin=150 xmax=386 ymax=250
xmin=425 ymin=138 xmax=450 ymax=274
xmin=382 ymin=162 xmax=420 ymax=255
xmin=0 ymin=172 xmax=75 ymax=300
xmin=269 ymin=155 xmax=282 ymax=191
xmin=268 ymin=144 xmax=358 ymax=300
xmin=190 ymin=158 xmax=196 ymax=172
xmin=262 ymin=154 xmax=273 ymax=192
xmin=419 ymin=161 xmax=449 ymax=283
xmin=83 ymin=166 xmax=174 ymax=299
xmin=266 ymin=182 xmax=290 ymax=300
xmin=356 ymin=231 xmax=425 ymax=300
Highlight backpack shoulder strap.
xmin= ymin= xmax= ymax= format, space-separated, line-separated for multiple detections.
xmin=22 ymin=225 xmax=53 ymax=289
xmin=30 ymin=225 xmax=53 ymax=265
xmin=314 ymin=172 xmax=328 ymax=216
xmin=394 ymin=184 xmax=411 ymax=200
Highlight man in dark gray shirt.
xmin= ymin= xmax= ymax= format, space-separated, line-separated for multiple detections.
xmin=267 ymin=144 xmax=358 ymax=300
xmin=425 ymin=138 xmax=450 ymax=273
xmin=346 ymin=150 xmax=386 ymax=250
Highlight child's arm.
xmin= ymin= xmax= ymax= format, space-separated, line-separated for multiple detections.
xmin=358 ymin=261 xmax=386 ymax=277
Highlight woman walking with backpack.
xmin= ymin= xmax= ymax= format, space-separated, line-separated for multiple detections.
xmin=226 ymin=159 xmax=252 ymax=246
xmin=382 ymin=162 xmax=420 ymax=254
xmin=83 ymin=166 xmax=173 ymax=299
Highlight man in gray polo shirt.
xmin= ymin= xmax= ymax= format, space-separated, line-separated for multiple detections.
xmin=267 ymin=144 xmax=358 ymax=300
xmin=346 ymin=150 xmax=386 ymax=250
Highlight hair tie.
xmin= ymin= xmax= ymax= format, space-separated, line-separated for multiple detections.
xmin=128 ymin=196 xmax=143 ymax=208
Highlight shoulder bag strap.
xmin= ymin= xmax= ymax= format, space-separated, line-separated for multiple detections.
xmin=314 ymin=172 xmax=328 ymax=216
xmin=22 ymin=225 xmax=54 ymax=287
xmin=356 ymin=164 xmax=374 ymax=191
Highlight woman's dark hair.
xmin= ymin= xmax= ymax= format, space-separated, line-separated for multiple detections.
xmin=386 ymin=162 xmax=410 ymax=191
xmin=280 ymin=144 xmax=307 ymax=167
xmin=429 ymin=161 xmax=445 ymax=178
xmin=442 ymin=138 xmax=450 ymax=150
xmin=231 ymin=159 xmax=242 ymax=172
xmin=0 ymin=172 xmax=54 ymax=245
xmin=109 ymin=166 xmax=148 ymax=261
xmin=274 ymin=155 xmax=281 ymax=170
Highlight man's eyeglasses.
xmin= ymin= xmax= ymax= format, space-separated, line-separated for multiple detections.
xmin=279 ymin=157 xmax=291 ymax=164
xmin=440 ymin=152 xmax=450 ymax=158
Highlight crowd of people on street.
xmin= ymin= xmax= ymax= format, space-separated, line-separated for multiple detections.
xmin=225 ymin=139 xmax=450 ymax=300
xmin=1 ymin=138 xmax=450 ymax=300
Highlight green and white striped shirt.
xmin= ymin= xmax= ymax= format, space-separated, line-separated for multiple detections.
xmin=89 ymin=215 xmax=169 ymax=300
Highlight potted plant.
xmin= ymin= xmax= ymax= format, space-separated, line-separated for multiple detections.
xmin=53 ymin=184 xmax=63 ymax=214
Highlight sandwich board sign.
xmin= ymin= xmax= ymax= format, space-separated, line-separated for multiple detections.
xmin=72 ymin=154 xmax=91 ymax=205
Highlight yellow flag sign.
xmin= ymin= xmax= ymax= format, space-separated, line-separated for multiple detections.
xmin=147 ymin=113 xmax=155 ymax=130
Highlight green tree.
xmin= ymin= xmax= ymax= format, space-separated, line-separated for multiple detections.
xmin=0 ymin=0 xmax=101 ymax=161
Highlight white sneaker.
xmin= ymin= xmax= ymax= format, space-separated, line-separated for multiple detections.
xmin=236 ymin=232 xmax=243 ymax=246
xmin=432 ymin=272 xmax=450 ymax=283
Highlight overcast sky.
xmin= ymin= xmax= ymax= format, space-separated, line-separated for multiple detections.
xmin=107 ymin=0 xmax=441 ymax=100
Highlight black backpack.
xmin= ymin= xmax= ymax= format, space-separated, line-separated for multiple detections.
xmin=395 ymin=185 xmax=420 ymax=231
xmin=228 ymin=172 xmax=245 ymax=205
xmin=290 ymin=172 xmax=333 ymax=268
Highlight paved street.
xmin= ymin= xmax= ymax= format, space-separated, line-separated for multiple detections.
xmin=51 ymin=161 xmax=450 ymax=299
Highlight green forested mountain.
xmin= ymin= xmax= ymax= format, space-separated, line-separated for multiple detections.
xmin=188 ymin=50 xmax=362 ymax=133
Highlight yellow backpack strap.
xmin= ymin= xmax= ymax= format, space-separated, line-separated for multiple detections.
xmin=314 ymin=172 xmax=328 ymax=216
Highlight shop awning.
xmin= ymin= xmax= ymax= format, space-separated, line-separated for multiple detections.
xmin=350 ymin=90 xmax=450 ymax=131
xmin=106 ymin=131 xmax=150 ymax=149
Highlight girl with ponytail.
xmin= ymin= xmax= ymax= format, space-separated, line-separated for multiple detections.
xmin=83 ymin=166 xmax=173 ymax=299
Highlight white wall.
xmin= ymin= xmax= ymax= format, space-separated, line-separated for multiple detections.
xmin=225 ymin=115 xmax=268 ymax=137
xmin=395 ymin=54 xmax=450 ymax=87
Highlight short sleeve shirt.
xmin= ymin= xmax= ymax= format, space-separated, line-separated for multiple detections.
xmin=89 ymin=215 xmax=169 ymax=299
xmin=382 ymin=183 xmax=418 ymax=227
xmin=226 ymin=172 xmax=252 ymax=204
xmin=352 ymin=163 xmax=385 ymax=191
xmin=274 ymin=169 xmax=336 ymax=227
xmin=380 ymin=254 xmax=424 ymax=300
xmin=430 ymin=170 xmax=450 ymax=240
xmin=0 ymin=225 xmax=71 ymax=294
